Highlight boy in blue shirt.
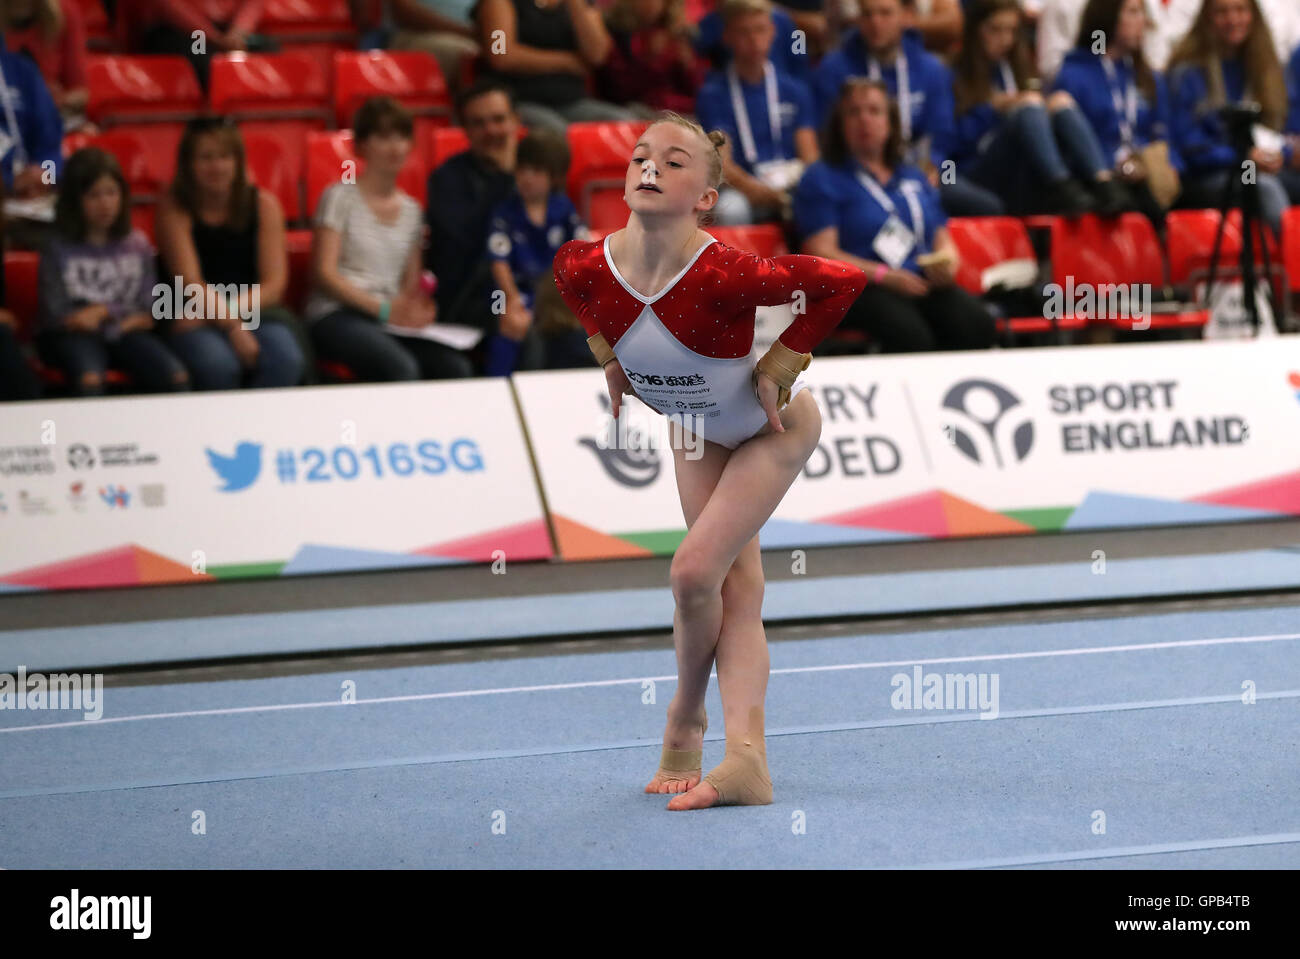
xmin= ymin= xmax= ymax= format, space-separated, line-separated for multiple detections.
xmin=696 ymin=0 xmax=820 ymax=225
xmin=484 ymin=130 xmax=588 ymax=375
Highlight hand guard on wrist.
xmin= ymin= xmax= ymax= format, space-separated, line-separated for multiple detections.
xmin=753 ymin=339 xmax=811 ymax=410
xmin=587 ymin=331 xmax=616 ymax=367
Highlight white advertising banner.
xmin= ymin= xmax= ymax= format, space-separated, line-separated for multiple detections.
xmin=514 ymin=337 xmax=1300 ymax=558
xmin=0 ymin=380 xmax=551 ymax=589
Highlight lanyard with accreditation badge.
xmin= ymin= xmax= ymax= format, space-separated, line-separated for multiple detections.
xmin=855 ymin=164 xmax=926 ymax=270
xmin=727 ymin=61 xmax=804 ymax=191
xmin=866 ymin=51 xmax=912 ymax=142
xmin=1100 ymin=55 xmax=1139 ymax=162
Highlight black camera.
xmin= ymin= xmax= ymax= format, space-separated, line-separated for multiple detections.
xmin=1219 ymin=101 xmax=1264 ymax=152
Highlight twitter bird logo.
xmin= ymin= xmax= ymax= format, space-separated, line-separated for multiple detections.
xmin=206 ymin=442 xmax=263 ymax=491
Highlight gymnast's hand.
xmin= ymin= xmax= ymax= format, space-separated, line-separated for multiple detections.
xmin=754 ymin=369 xmax=785 ymax=434
xmin=604 ymin=359 xmax=635 ymax=419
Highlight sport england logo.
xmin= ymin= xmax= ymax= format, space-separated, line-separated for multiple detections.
xmin=941 ymin=379 xmax=1034 ymax=468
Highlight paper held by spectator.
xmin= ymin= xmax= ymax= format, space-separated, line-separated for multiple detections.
xmin=4 ymin=195 xmax=55 ymax=221
xmin=384 ymin=321 xmax=484 ymax=351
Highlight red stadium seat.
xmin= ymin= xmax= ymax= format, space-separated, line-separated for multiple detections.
xmin=209 ymin=52 xmax=332 ymax=121
xmin=332 ymin=51 xmax=452 ymax=136
xmin=209 ymin=51 xmax=333 ymax=214
xmin=1166 ymin=208 xmax=1279 ymax=287
xmin=130 ymin=204 xmax=156 ymax=243
xmin=945 ymin=216 xmax=1076 ymax=335
xmin=1279 ymin=206 xmax=1300 ymax=293
xmin=304 ymin=129 xmax=427 ymax=217
xmin=243 ymin=131 xmax=301 ymax=221
xmin=565 ymin=121 xmax=648 ymax=227
xmin=74 ymin=129 xmax=162 ymax=197
xmin=284 ymin=229 xmax=314 ymax=314
xmin=260 ymin=0 xmax=356 ymax=43
xmin=86 ymin=55 xmax=203 ymax=125
xmin=709 ymin=225 xmax=788 ymax=257
xmin=97 ymin=123 xmax=186 ymax=193
xmin=4 ymin=252 xmax=40 ymax=335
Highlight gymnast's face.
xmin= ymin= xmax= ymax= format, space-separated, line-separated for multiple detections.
xmin=626 ymin=123 xmax=716 ymax=221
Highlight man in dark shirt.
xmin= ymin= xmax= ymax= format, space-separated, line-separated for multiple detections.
xmin=426 ymin=80 xmax=525 ymax=349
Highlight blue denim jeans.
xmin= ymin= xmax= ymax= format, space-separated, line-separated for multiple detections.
xmin=969 ymin=104 xmax=1110 ymax=209
xmin=37 ymin=329 xmax=190 ymax=396
xmin=168 ymin=308 xmax=306 ymax=390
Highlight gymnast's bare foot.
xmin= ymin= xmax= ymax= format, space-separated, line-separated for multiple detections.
xmin=645 ymin=703 xmax=707 ymax=794
xmin=666 ymin=779 xmax=721 ymax=810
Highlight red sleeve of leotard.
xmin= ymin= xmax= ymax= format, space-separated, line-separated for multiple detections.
xmin=553 ymin=240 xmax=599 ymax=337
xmin=726 ymin=247 xmax=868 ymax=354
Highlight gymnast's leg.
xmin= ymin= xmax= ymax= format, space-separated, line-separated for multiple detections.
xmin=645 ymin=423 xmax=731 ymax=794
xmin=664 ymin=390 xmax=823 ymax=810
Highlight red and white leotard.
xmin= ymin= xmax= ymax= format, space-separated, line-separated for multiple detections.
xmin=554 ymin=233 xmax=868 ymax=449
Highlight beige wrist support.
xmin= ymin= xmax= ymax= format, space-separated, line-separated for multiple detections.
xmin=703 ymin=706 xmax=773 ymax=805
xmin=753 ymin=340 xmax=812 ymax=410
xmin=587 ymin=331 xmax=617 ymax=367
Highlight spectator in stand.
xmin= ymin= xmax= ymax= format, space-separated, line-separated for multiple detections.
xmin=813 ymin=0 xmax=1005 ymax=216
xmin=952 ymin=0 xmax=1131 ymax=216
xmin=531 ymin=271 xmax=595 ymax=368
xmin=1053 ymin=0 xmax=1186 ymax=226
xmin=1283 ymin=42 xmax=1300 ymax=202
xmin=795 ymin=78 xmax=996 ymax=352
xmin=132 ymin=0 xmax=275 ymax=91
xmin=308 ymin=97 xmax=474 ymax=381
xmin=0 ymin=39 xmax=62 ymax=250
xmin=694 ymin=0 xmax=812 ymax=83
xmin=696 ymin=0 xmax=819 ymax=225
xmin=0 ymin=187 xmax=42 ymax=400
xmin=425 ymin=81 xmax=523 ymax=343
xmin=155 ymin=117 xmax=308 ymax=389
xmin=2 ymin=0 xmax=90 ymax=131
xmin=389 ymin=0 xmax=481 ymax=93
xmin=474 ymin=0 xmax=639 ymax=134
xmin=37 ymin=148 xmax=189 ymax=396
xmin=597 ymin=0 xmax=709 ymax=116
xmin=482 ymin=130 xmax=588 ymax=375
xmin=1168 ymin=0 xmax=1290 ymax=237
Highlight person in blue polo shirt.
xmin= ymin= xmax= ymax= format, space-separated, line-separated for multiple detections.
xmin=484 ymin=130 xmax=588 ymax=375
xmin=952 ymin=0 xmax=1132 ymax=218
xmin=795 ymin=77 xmax=995 ymax=353
xmin=694 ymin=0 xmax=812 ymax=84
xmin=1283 ymin=41 xmax=1300 ymax=202
xmin=812 ymin=0 xmax=1004 ymax=216
xmin=1052 ymin=0 xmax=1187 ymax=226
xmin=697 ymin=0 xmax=819 ymax=225
xmin=1167 ymin=0 xmax=1291 ymax=236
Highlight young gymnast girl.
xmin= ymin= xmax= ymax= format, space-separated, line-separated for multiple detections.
xmin=552 ymin=112 xmax=867 ymax=810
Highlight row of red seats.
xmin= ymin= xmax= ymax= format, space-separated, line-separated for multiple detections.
xmin=10 ymin=211 xmax=1299 ymax=391
xmin=78 ymin=0 xmax=356 ymax=51
xmin=67 ymin=114 xmax=646 ymax=231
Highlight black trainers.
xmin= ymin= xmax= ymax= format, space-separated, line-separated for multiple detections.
xmin=1051 ymin=177 xmax=1097 ymax=216
xmin=1090 ymin=177 xmax=1131 ymax=217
